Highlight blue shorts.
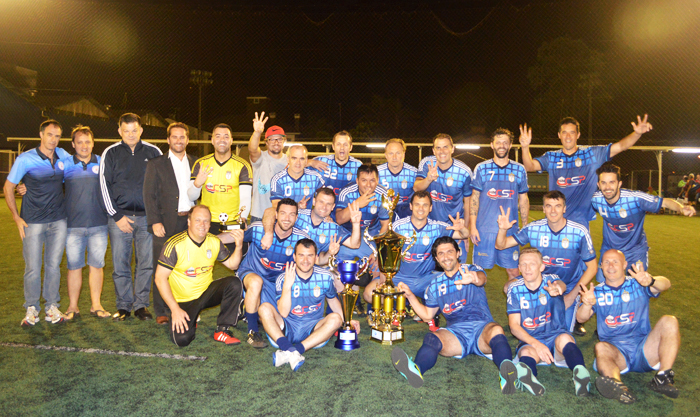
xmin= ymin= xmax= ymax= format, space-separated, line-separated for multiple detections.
xmin=445 ymin=320 xmax=493 ymax=360
xmin=392 ymin=272 xmax=439 ymax=298
xmin=514 ymin=330 xmax=571 ymax=368
xmin=564 ymin=296 xmax=580 ymax=332
xmin=239 ymin=270 xmax=278 ymax=306
xmin=471 ymin=232 xmax=519 ymax=270
xmin=594 ymin=335 xmax=659 ymax=375
xmin=266 ymin=318 xmax=330 ymax=349
xmin=65 ymin=225 xmax=108 ymax=270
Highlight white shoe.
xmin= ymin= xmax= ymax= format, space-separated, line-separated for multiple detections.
xmin=21 ymin=306 xmax=40 ymax=327
xmin=273 ymin=350 xmax=293 ymax=367
xmin=44 ymin=305 xmax=65 ymax=324
xmin=289 ymin=350 xmax=305 ymax=372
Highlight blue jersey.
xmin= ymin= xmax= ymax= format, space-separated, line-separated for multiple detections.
xmin=591 ymin=189 xmax=663 ymax=258
xmin=239 ymin=222 xmax=311 ymax=282
xmin=294 ymin=208 xmax=351 ymax=254
xmin=424 ymin=264 xmax=492 ymax=326
xmin=513 ymin=219 xmax=596 ymax=293
xmin=275 ymin=266 xmax=337 ymax=327
xmin=471 ymin=159 xmax=529 ymax=234
xmin=392 ymin=217 xmax=449 ymax=280
xmin=506 ymin=274 xmax=568 ymax=340
xmin=7 ymin=147 xmax=71 ymax=223
xmin=311 ymin=155 xmax=362 ymax=195
xmin=336 ymin=183 xmax=390 ymax=236
xmin=417 ymin=157 xmax=473 ymax=222
xmin=535 ymin=144 xmax=611 ymax=226
xmin=60 ymin=155 xmax=109 ymax=228
xmin=270 ymin=168 xmax=325 ymax=204
xmin=378 ymin=162 xmax=417 ymax=204
xmin=592 ymin=277 xmax=658 ymax=346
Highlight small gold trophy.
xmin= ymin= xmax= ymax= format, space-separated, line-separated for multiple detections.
xmin=219 ymin=206 xmax=247 ymax=233
xmin=364 ymin=189 xmax=416 ymax=344
xmin=329 ymin=255 xmax=369 ymax=351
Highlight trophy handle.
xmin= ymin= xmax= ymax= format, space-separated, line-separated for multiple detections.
xmin=328 ymin=254 xmax=338 ymax=272
xmin=400 ymin=230 xmax=417 ymax=259
xmin=363 ymin=227 xmax=378 ymax=259
xmin=356 ymin=256 xmax=370 ymax=276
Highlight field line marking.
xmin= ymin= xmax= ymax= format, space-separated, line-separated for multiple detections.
xmin=0 ymin=342 xmax=207 ymax=361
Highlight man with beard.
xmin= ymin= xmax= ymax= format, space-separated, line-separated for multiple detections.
xmin=377 ymin=138 xmax=417 ymax=220
xmin=470 ymin=128 xmax=529 ymax=282
xmin=311 ymin=131 xmax=362 ymax=196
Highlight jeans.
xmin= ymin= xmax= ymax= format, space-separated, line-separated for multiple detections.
xmin=65 ymin=225 xmax=108 ymax=270
xmin=108 ymin=215 xmax=153 ymax=311
xmin=23 ymin=219 xmax=67 ymax=310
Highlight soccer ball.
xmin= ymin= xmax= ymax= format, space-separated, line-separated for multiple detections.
xmin=219 ymin=213 xmax=229 ymax=223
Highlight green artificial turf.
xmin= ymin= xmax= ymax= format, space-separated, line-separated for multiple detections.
xmin=0 ymin=200 xmax=698 ymax=416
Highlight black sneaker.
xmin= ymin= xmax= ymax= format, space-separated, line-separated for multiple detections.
xmin=238 ymin=298 xmax=246 ymax=322
xmin=649 ymin=370 xmax=679 ymax=399
xmin=247 ymin=330 xmax=268 ymax=349
xmin=354 ymin=303 xmax=366 ymax=318
xmin=573 ymin=321 xmax=587 ymax=336
xmin=595 ymin=376 xmax=636 ymax=404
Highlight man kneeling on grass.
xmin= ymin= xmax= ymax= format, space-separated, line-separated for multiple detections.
xmin=577 ymin=249 xmax=680 ymax=404
xmin=154 ymin=205 xmax=245 ymax=347
xmin=506 ymin=248 xmax=592 ymax=397
xmin=391 ymin=236 xmax=518 ymax=393
xmin=259 ymin=239 xmax=359 ymax=371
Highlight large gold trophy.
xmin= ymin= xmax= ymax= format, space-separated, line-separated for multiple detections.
xmin=364 ymin=189 xmax=416 ymax=344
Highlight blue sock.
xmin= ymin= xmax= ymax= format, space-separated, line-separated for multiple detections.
xmin=562 ymin=342 xmax=585 ymax=370
xmin=414 ymin=333 xmax=443 ymax=374
xmin=246 ymin=312 xmax=259 ymax=333
xmin=489 ymin=334 xmax=512 ymax=368
xmin=520 ymin=356 xmax=539 ymax=377
xmin=277 ymin=336 xmax=293 ymax=352
xmin=293 ymin=343 xmax=306 ymax=354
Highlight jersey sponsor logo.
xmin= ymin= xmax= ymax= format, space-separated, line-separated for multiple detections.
xmin=542 ymin=256 xmax=571 ymax=268
xmin=556 ymin=175 xmax=586 ymax=187
xmin=522 ymin=312 xmax=551 ymax=330
xmin=185 ymin=265 xmax=213 ymax=277
xmin=604 ymin=312 xmax=636 ymax=328
xmin=404 ymin=252 xmax=431 ymax=262
xmin=92 ymin=165 xmax=99 ymax=174
xmin=608 ymin=222 xmax=635 ymax=232
xmin=291 ymin=301 xmax=323 ymax=316
xmin=486 ymin=188 xmax=515 ymax=199
xmin=58 ymin=161 xmax=64 ymax=170
xmin=260 ymin=258 xmax=287 ymax=271
xmin=205 ymin=183 xmax=235 ymax=193
xmin=442 ymin=298 xmax=467 ymax=314
xmin=429 ymin=190 xmax=454 ymax=202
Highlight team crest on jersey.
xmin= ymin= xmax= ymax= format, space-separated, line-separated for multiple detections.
xmin=92 ymin=166 xmax=99 ymax=174
xmin=58 ymin=161 xmax=64 ymax=170
xmin=562 ymin=238 xmax=570 ymax=249
xmin=286 ymin=245 xmax=293 ymax=256
xmin=513 ymin=251 xmax=519 ymax=261
xmin=455 ymin=283 xmax=463 ymax=290
xmin=370 ymin=205 xmax=377 ymax=214
xmin=319 ymin=233 xmax=327 ymax=244
xmin=619 ymin=208 xmax=627 ymax=218
xmin=446 ymin=177 xmax=454 ymax=187
xmin=622 ymin=290 xmax=630 ymax=303
xmin=509 ymin=173 xmax=515 ymax=183
xmin=346 ymin=172 xmax=352 ymax=181
xmin=422 ymin=235 xmax=430 ymax=246
xmin=313 ymin=286 xmax=321 ymax=297
xmin=401 ymin=180 xmax=408 ymax=189
xmin=226 ymin=171 xmax=232 ymax=180
xmin=575 ymin=158 xmax=582 ymax=167
xmin=539 ymin=292 xmax=547 ymax=305
xmin=303 ymin=186 xmax=310 ymax=196
xmin=206 ymin=249 xmax=212 ymax=259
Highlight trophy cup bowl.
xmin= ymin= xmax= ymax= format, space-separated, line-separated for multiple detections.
xmin=330 ymin=255 xmax=369 ymax=351
xmin=219 ymin=206 xmax=247 ymax=233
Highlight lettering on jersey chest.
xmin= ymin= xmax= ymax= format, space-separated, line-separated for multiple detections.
xmin=537 ymin=235 xmax=570 ymax=249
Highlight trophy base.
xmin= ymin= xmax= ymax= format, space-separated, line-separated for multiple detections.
xmin=369 ymin=327 xmax=404 ymax=345
xmin=219 ymin=224 xmax=242 ymax=233
xmin=334 ymin=329 xmax=360 ymax=351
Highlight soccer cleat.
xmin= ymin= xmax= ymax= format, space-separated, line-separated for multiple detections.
xmin=213 ymin=329 xmax=241 ymax=345
xmin=649 ymin=370 xmax=679 ymax=399
xmin=273 ymin=350 xmax=294 ymax=367
xmin=572 ymin=365 xmax=592 ymax=397
xmin=391 ymin=347 xmax=424 ymax=388
xmin=499 ymin=360 xmax=518 ymax=395
xmin=595 ymin=376 xmax=636 ymax=404
xmin=247 ymin=331 xmax=268 ymax=349
xmin=573 ymin=322 xmax=587 ymax=336
xmin=354 ymin=303 xmax=366 ymax=318
xmin=289 ymin=350 xmax=305 ymax=372
xmin=413 ymin=314 xmax=423 ymax=322
xmin=44 ymin=305 xmax=65 ymax=324
xmin=516 ymin=362 xmax=545 ymax=396
xmin=427 ymin=315 xmax=440 ymax=332
xmin=21 ymin=306 xmax=40 ymax=327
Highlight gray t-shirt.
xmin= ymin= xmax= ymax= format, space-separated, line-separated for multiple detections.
xmin=251 ymin=150 xmax=288 ymax=218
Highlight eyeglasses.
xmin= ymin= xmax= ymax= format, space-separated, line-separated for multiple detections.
xmin=267 ymin=137 xmax=285 ymax=143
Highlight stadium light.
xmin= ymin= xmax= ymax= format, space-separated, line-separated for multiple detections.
xmin=672 ymin=148 xmax=700 ymax=153
xmin=455 ymin=144 xmax=480 ymax=150
xmin=366 ymin=144 xmax=384 ymax=148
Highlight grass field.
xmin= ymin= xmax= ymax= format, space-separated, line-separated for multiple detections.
xmin=0 ymin=199 xmax=698 ymax=416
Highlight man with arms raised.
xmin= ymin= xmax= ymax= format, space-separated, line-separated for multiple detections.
xmin=506 ymin=248 xmax=592 ymax=397
xmin=519 ymin=115 xmax=653 ymax=229
xmin=155 ymin=205 xmax=245 ymax=347
xmin=270 ymin=145 xmax=325 ymax=209
xmin=377 ymin=138 xmax=417 ymax=220
xmin=578 ymin=250 xmax=680 ymax=403
xmin=470 ymin=128 xmax=529 ymax=282
xmin=391 ymin=237 xmax=518 ymax=392
xmin=259 ymin=239 xmax=360 ymax=371
xmin=496 ymin=191 xmax=597 ymax=336
xmin=311 ymin=130 xmax=362 ymax=195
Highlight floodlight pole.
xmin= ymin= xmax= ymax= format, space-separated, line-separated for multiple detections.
xmin=190 ymin=70 xmax=213 ymax=141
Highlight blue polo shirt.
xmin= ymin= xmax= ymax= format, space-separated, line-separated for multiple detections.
xmin=60 ymin=154 xmax=109 ymax=228
xmin=7 ymin=146 xmax=70 ymax=224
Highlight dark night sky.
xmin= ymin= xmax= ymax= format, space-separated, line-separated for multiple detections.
xmin=1 ymin=0 xmax=699 ymax=143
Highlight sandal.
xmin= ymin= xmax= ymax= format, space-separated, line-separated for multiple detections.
xmin=65 ymin=311 xmax=80 ymax=320
xmin=90 ymin=309 xmax=111 ymax=319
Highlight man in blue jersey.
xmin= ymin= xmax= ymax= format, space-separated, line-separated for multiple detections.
xmin=391 ymin=237 xmax=519 ymax=393
xmin=362 ymin=190 xmax=470 ymax=331
xmin=414 ymin=133 xmax=472 ymax=261
xmin=470 ymin=128 xmax=529 ymax=281
xmin=311 ymin=130 xmax=363 ymax=195
xmin=270 ymin=145 xmax=325 ymax=209
xmin=519 ymin=115 xmax=653 ymax=229
xmin=378 ymin=138 xmax=417 ymax=220
xmin=592 ymin=163 xmax=694 ymax=272
xmin=578 ymin=250 xmax=680 ymax=403
xmin=231 ymin=198 xmax=311 ymax=348
xmin=506 ymin=248 xmax=592 ymax=397
xmin=496 ymin=191 xmax=597 ymax=336
xmin=258 ymin=239 xmax=360 ymax=371
xmin=5 ymin=119 xmax=70 ymax=326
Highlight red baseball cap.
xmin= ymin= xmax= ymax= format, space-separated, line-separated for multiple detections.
xmin=265 ymin=126 xmax=285 ymax=138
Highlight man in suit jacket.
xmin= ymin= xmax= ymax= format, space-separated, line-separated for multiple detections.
xmin=144 ymin=122 xmax=197 ymax=325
